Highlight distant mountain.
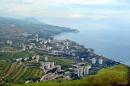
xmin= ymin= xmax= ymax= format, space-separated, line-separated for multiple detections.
xmin=0 ymin=17 xmax=75 ymax=39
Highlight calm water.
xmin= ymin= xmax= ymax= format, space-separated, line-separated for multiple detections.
xmin=42 ymin=18 xmax=130 ymax=66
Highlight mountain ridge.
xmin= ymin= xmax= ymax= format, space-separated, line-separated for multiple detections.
xmin=0 ymin=17 xmax=76 ymax=39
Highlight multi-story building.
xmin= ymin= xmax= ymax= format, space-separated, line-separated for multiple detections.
xmin=72 ymin=63 xmax=91 ymax=77
xmin=92 ymin=58 xmax=97 ymax=65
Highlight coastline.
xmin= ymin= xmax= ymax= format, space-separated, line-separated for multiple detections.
xmin=54 ymin=28 xmax=130 ymax=66
xmin=54 ymin=30 xmax=123 ymax=66
xmin=54 ymin=31 xmax=121 ymax=63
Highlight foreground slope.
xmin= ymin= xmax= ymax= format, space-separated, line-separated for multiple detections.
xmin=2 ymin=65 xmax=129 ymax=86
xmin=0 ymin=60 xmax=43 ymax=83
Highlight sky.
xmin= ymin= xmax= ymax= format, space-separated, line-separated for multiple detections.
xmin=0 ymin=0 xmax=130 ymax=20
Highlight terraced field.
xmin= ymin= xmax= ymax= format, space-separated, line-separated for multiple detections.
xmin=7 ymin=65 xmax=129 ymax=86
xmin=0 ymin=60 xmax=43 ymax=83
xmin=0 ymin=60 xmax=11 ymax=75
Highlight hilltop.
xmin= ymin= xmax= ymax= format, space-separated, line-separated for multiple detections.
xmin=0 ymin=17 xmax=75 ymax=39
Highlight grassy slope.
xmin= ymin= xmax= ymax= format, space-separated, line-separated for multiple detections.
xmin=6 ymin=64 xmax=128 ymax=86
xmin=0 ymin=51 xmax=33 ymax=60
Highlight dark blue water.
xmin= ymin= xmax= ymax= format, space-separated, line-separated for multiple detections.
xmin=42 ymin=18 xmax=130 ymax=66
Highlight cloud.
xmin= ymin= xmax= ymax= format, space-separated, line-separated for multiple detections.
xmin=19 ymin=0 xmax=129 ymax=5
xmin=26 ymin=0 xmax=112 ymax=5
xmin=0 ymin=0 xmax=129 ymax=20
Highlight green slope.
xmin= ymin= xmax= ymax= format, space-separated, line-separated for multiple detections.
xmin=1 ymin=64 xmax=129 ymax=86
xmin=0 ymin=61 xmax=43 ymax=84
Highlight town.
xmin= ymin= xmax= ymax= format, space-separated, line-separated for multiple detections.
xmin=0 ymin=33 xmax=119 ymax=83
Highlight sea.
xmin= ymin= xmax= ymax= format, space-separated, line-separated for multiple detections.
xmin=42 ymin=18 xmax=130 ymax=66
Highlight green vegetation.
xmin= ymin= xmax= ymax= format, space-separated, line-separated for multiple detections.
xmin=0 ymin=61 xmax=43 ymax=84
xmin=0 ymin=51 xmax=33 ymax=61
xmin=0 ymin=51 xmax=76 ymax=67
xmin=34 ymin=49 xmax=76 ymax=67
xmin=0 ymin=51 xmax=76 ymax=84
xmin=48 ymin=56 xmax=76 ymax=68
xmin=3 ymin=64 xmax=128 ymax=86
xmin=0 ymin=50 xmax=129 ymax=86
xmin=0 ymin=60 xmax=11 ymax=74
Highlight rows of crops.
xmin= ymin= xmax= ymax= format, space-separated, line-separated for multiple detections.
xmin=0 ymin=61 xmax=43 ymax=83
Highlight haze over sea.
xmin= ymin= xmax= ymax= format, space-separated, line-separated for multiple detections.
xmin=42 ymin=18 xmax=130 ymax=66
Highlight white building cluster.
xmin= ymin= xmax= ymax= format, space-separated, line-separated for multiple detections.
xmin=41 ymin=62 xmax=55 ymax=73
xmin=15 ymin=55 xmax=40 ymax=63
xmin=40 ymin=57 xmax=61 ymax=73
xmin=31 ymin=55 xmax=40 ymax=63
xmin=40 ymin=57 xmax=63 ymax=81
xmin=72 ymin=63 xmax=91 ymax=77
xmin=91 ymin=57 xmax=103 ymax=65
xmin=6 ymin=40 xmax=13 ymax=46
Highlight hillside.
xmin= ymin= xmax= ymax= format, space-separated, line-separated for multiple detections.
xmin=0 ymin=17 xmax=75 ymax=39
xmin=0 ymin=51 xmax=76 ymax=84
xmin=1 ymin=64 xmax=129 ymax=86
xmin=0 ymin=60 xmax=43 ymax=84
